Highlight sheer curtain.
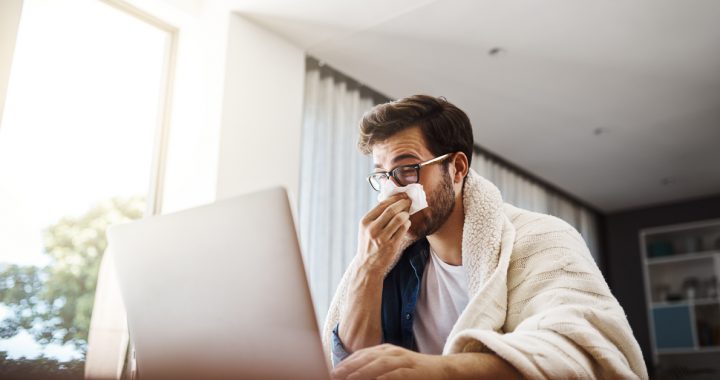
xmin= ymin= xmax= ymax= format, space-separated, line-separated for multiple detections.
xmin=298 ymin=57 xmax=386 ymax=322
xmin=299 ymin=58 xmax=603 ymax=323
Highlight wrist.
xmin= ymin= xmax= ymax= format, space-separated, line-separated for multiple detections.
xmin=432 ymin=355 xmax=455 ymax=380
xmin=353 ymin=254 xmax=388 ymax=281
xmin=443 ymin=353 xmax=522 ymax=380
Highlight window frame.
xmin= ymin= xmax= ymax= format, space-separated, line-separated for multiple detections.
xmin=83 ymin=0 xmax=179 ymax=377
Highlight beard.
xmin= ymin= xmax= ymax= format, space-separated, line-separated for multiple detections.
xmin=407 ymin=167 xmax=456 ymax=240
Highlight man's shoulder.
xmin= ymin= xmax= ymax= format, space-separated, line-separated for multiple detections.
xmin=501 ymin=203 xmax=591 ymax=260
xmin=502 ymin=203 xmax=576 ymax=236
xmin=500 ymin=204 xmax=611 ymax=303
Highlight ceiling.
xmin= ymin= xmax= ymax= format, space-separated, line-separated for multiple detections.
xmin=229 ymin=0 xmax=720 ymax=213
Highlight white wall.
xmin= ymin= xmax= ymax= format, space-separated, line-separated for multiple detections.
xmin=89 ymin=0 xmax=231 ymax=215
xmin=215 ymin=13 xmax=306 ymax=202
xmin=86 ymin=2 xmax=307 ymax=213
xmin=156 ymin=0 xmax=230 ymax=213
xmin=0 ymin=0 xmax=23 ymax=127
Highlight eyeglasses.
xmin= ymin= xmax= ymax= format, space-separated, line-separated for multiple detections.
xmin=367 ymin=153 xmax=453 ymax=192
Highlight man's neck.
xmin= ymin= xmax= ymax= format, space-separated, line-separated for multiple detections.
xmin=426 ymin=193 xmax=465 ymax=266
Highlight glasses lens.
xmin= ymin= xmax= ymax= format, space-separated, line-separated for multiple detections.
xmin=393 ymin=166 xmax=418 ymax=186
xmin=368 ymin=174 xmax=385 ymax=191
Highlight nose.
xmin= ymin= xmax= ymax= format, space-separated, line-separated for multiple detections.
xmin=389 ymin=176 xmax=403 ymax=187
xmin=380 ymin=176 xmax=401 ymax=191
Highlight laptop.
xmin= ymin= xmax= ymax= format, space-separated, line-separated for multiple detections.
xmin=108 ymin=187 xmax=331 ymax=380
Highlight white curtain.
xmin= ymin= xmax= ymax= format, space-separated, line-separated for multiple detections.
xmin=299 ymin=59 xmax=603 ymax=324
xmin=298 ymin=59 xmax=379 ymax=323
xmin=472 ymin=154 xmax=601 ymax=262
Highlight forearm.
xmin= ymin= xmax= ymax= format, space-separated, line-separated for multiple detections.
xmin=443 ymin=352 xmax=523 ymax=380
xmin=337 ymin=260 xmax=385 ymax=353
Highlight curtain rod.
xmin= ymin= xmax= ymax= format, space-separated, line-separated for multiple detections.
xmin=306 ymin=56 xmax=391 ymax=104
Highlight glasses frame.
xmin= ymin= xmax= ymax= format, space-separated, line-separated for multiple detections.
xmin=367 ymin=153 xmax=454 ymax=192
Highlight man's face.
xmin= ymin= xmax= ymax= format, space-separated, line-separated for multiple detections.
xmin=371 ymin=127 xmax=457 ymax=240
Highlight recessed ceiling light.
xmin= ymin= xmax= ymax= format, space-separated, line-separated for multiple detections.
xmin=660 ymin=177 xmax=677 ymax=186
xmin=488 ymin=47 xmax=505 ymax=56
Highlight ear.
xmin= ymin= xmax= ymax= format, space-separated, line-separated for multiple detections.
xmin=451 ymin=152 xmax=469 ymax=184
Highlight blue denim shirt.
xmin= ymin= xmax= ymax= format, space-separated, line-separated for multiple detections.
xmin=331 ymin=238 xmax=430 ymax=366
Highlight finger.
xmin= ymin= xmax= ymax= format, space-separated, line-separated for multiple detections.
xmin=332 ymin=348 xmax=379 ymax=379
xmin=338 ymin=345 xmax=408 ymax=380
xmin=389 ymin=219 xmax=411 ymax=242
xmin=363 ymin=193 xmax=408 ymax=222
xmin=372 ymin=198 xmax=411 ymax=231
xmin=345 ymin=356 xmax=406 ymax=380
xmin=376 ymin=368 xmax=415 ymax=380
xmin=333 ymin=344 xmax=396 ymax=379
xmin=366 ymin=198 xmax=410 ymax=237
xmin=377 ymin=211 xmax=410 ymax=242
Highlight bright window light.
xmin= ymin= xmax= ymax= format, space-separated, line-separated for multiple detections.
xmin=0 ymin=0 xmax=170 ymax=372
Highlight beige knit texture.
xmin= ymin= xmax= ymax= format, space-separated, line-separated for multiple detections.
xmin=323 ymin=169 xmax=648 ymax=379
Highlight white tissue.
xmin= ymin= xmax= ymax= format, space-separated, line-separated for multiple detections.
xmin=377 ymin=181 xmax=428 ymax=215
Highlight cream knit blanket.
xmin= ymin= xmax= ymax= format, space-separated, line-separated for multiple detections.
xmin=322 ymin=169 xmax=648 ymax=379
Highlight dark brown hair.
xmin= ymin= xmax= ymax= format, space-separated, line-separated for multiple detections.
xmin=358 ymin=95 xmax=474 ymax=167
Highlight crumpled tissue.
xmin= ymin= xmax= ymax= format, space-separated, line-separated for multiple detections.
xmin=377 ymin=181 xmax=428 ymax=215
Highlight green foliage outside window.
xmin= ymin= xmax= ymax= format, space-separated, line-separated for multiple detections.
xmin=0 ymin=197 xmax=145 ymax=377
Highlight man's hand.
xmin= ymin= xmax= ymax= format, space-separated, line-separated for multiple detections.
xmin=356 ymin=193 xmax=412 ymax=276
xmin=331 ymin=344 xmax=524 ymax=380
xmin=331 ymin=344 xmax=448 ymax=380
xmin=337 ymin=194 xmax=413 ymax=353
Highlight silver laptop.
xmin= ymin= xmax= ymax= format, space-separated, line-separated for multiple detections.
xmin=108 ymin=187 xmax=330 ymax=380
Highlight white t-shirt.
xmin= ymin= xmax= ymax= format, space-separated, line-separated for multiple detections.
xmin=412 ymin=247 xmax=470 ymax=355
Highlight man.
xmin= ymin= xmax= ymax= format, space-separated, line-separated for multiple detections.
xmin=323 ymin=95 xmax=647 ymax=379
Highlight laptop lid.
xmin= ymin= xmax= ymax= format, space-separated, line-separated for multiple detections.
xmin=108 ymin=187 xmax=330 ymax=380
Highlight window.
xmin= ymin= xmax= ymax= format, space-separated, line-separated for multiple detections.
xmin=0 ymin=0 xmax=174 ymax=376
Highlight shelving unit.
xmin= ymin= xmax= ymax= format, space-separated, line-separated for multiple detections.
xmin=640 ymin=219 xmax=720 ymax=366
